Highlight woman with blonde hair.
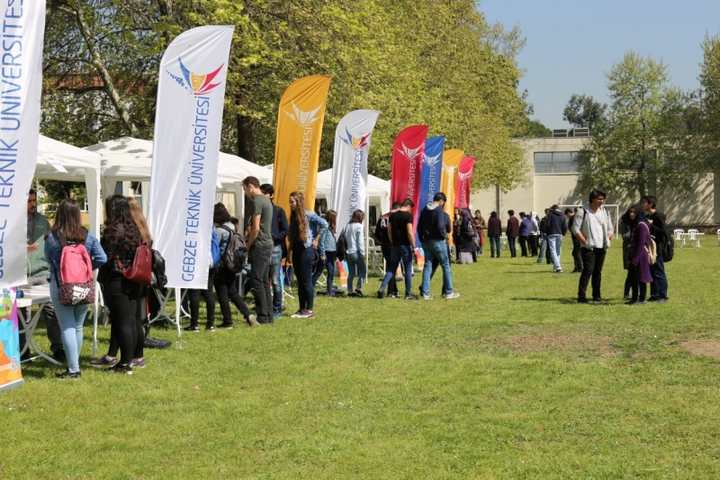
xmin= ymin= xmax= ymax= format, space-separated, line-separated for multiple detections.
xmin=287 ymin=192 xmax=327 ymax=319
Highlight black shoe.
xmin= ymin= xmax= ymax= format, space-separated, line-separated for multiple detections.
xmin=376 ymin=291 xmax=385 ymax=299
xmin=205 ymin=324 xmax=216 ymax=331
xmin=405 ymin=294 xmax=419 ymax=300
xmin=109 ymin=364 xmax=133 ymax=375
xmin=184 ymin=325 xmax=200 ymax=332
xmin=578 ymin=298 xmax=589 ymax=304
xmin=56 ymin=370 xmax=81 ymax=379
xmin=217 ymin=323 xmax=234 ymax=330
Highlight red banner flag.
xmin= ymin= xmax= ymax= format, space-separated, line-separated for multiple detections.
xmin=455 ymin=155 xmax=475 ymax=209
xmin=390 ymin=125 xmax=429 ymax=211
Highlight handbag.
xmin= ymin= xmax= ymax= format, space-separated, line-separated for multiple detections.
xmin=117 ymin=242 xmax=153 ymax=285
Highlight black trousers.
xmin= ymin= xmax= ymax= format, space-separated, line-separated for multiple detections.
xmin=214 ymin=267 xmax=250 ymax=324
xmin=292 ymin=244 xmax=316 ymax=311
xmin=103 ymin=274 xmax=144 ymax=366
xmin=249 ymin=243 xmax=273 ymax=323
xmin=578 ymin=248 xmax=606 ymax=301
xmin=572 ymin=236 xmax=583 ymax=272
xmin=189 ymin=269 xmax=216 ymax=328
xmin=507 ymin=236 xmax=517 ymax=257
xmin=519 ymin=236 xmax=529 ymax=257
xmin=528 ymin=236 xmax=539 ymax=257
xmin=626 ymin=266 xmax=647 ymax=302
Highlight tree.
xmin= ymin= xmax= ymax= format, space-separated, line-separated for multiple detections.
xmin=584 ymin=52 xmax=696 ymax=198
xmin=519 ymin=119 xmax=552 ymax=138
xmin=563 ymin=94 xmax=606 ymax=130
xmin=697 ymin=35 xmax=720 ymax=171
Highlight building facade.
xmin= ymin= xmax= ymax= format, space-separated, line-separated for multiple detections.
xmin=471 ymin=134 xmax=720 ymax=227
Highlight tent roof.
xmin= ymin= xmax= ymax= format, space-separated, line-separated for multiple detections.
xmin=36 ymin=135 xmax=102 ymax=181
xmin=84 ymin=136 xmax=271 ymax=186
xmin=315 ymin=168 xmax=390 ymax=198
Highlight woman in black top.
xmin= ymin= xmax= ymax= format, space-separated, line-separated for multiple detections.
xmin=487 ymin=211 xmax=502 ymax=258
xmin=99 ymin=195 xmax=144 ymax=375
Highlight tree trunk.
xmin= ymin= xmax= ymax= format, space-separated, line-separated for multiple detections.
xmin=495 ymin=184 xmax=501 ymax=214
xmin=68 ymin=4 xmax=140 ymax=137
xmin=236 ymin=115 xmax=256 ymax=163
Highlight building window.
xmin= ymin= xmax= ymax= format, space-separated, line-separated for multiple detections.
xmin=533 ymin=151 xmax=581 ymax=174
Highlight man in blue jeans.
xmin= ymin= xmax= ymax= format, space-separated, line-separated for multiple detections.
xmin=546 ymin=204 xmax=568 ymax=273
xmin=260 ymin=184 xmax=289 ymax=320
xmin=377 ymin=199 xmax=417 ymax=299
xmin=418 ymin=192 xmax=460 ymax=300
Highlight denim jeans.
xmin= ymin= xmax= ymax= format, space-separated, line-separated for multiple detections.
xmin=271 ymin=244 xmax=283 ymax=313
xmin=421 ymin=240 xmax=454 ymax=296
xmin=50 ymin=279 xmax=88 ymax=373
xmin=548 ymin=234 xmax=563 ymax=271
xmin=650 ymin=255 xmax=669 ymax=299
xmin=537 ymin=234 xmax=548 ymax=263
xmin=380 ymin=246 xmax=413 ymax=296
xmin=489 ymin=236 xmax=501 ymax=257
xmin=346 ymin=253 xmax=366 ymax=292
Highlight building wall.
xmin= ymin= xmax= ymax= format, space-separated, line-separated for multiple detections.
xmin=470 ymin=137 xmax=718 ymax=226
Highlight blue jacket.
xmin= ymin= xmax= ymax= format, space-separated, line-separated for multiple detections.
xmin=547 ymin=209 xmax=568 ymax=236
xmin=519 ymin=217 xmax=533 ymax=237
xmin=44 ymin=231 xmax=107 ymax=282
xmin=290 ymin=210 xmax=329 ymax=249
xmin=318 ymin=228 xmax=336 ymax=256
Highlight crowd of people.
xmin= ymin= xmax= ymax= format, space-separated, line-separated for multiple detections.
xmin=21 ymin=181 xmax=673 ymax=379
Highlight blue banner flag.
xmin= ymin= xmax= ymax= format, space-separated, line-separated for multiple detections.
xmin=417 ymin=136 xmax=445 ymax=211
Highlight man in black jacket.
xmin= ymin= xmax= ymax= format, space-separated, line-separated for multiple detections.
xmin=374 ymin=203 xmax=400 ymax=297
xmin=418 ymin=193 xmax=459 ymax=300
xmin=546 ymin=204 xmax=568 ymax=272
xmin=641 ymin=195 xmax=669 ymax=303
xmin=261 ymin=184 xmax=289 ymax=319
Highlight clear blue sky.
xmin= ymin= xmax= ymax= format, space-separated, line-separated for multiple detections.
xmin=481 ymin=0 xmax=720 ymax=128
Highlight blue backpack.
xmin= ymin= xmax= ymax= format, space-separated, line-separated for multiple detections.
xmin=210 ymin=229 xmax=222 ymax=267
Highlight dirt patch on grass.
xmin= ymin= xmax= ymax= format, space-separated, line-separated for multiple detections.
xmin=681 ymin=340 xmax=720 ymax=360
xmin=501 ymin=334 xmax=616 ymax=357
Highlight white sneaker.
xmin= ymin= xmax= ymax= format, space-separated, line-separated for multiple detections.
xmin=443 ymin=292 xmax=460 ymax=300
xmin=422 ymin=294 xmax=432 ymax=300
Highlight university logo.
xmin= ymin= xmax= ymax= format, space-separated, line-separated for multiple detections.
xmin=397 ymin=143 xmax=423 ymax=161
xmin=285 ymin=103 xmax=322 ymax=126
xmin=424 ymin=153 xmax=442 ymax=167
xmin=167 ymin=58 xmax=225 ymax=95
xmin=341 ymin=128 xmax=371 ymax=150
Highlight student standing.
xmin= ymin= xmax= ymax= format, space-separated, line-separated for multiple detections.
xmin=487 ymin=211 xmax=502 ymax=258
xmin=378 ymin=199 xmax=416 ymax=299
xmin=45 ymin=200 xmax=106 ymax=378
xmin=213 ymin=202 xmax=256 ymax=327
xmin=641 ymin=195 xmax=669 ymax=303
xmin=528 ymin=212 xmax=540 ymax=257
xmin=287 ymin=191 xmax=328 ymax=318
xmin=418 ymin=193 xmax=459 ymax=300
xmin=626 ymin=213 xmax=654 ymax=304
xmin=316 ymin=210 xmax=338 ymax=296
xmin=619 ymin=207 xmax=637 ymax=298
xmin=374 ymin=204 xmax=399 ymax=297
xmin=242 ymin=177 xmax=275 ymax=324
xmin=344 ymin=210 xmax=367 ymax=296
xmin=547 ymin=204 xmax=568 ymax=273
xmin=260 ymin=184 xmax=289 ymax=319
xmin=506 ymin=210 xmax=519 ymax=258
xmin=100 ymin=195 xmax=146 ymax=373
xmin=573 ymin=190 xmax=614 ymax=304
xmin=518 ymin=212 xmax=531 ymax=257
xmin=567 ymin=208 xmax=583 ymax=273
xmin=472 ymin=210 xmax=486 ymax=257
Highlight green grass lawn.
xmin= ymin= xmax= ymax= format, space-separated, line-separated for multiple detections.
xmin=3 ymin=239 xmax=720 ymax=479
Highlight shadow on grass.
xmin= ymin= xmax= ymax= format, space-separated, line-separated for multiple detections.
xmin=511 ymin=297 xmax=580 ymax=305
xmin=505 ymin=271 xmax=553 ymax=274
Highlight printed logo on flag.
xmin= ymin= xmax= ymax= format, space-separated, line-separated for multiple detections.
xmin=285 ymin=103 xmax=322 ymax=126
xmin=285 ymin=102 xmax=325 ymax=190
xmin=341 ymin=128 xmax=371 ymax=150
xmin=167 ymin=58 xmax=226 ymax=96
xmin=398 ymin=142 xmax=423 ymax=199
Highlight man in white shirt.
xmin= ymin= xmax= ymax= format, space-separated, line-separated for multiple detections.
xmin=573 ymin=189 xmax=614 ymax=303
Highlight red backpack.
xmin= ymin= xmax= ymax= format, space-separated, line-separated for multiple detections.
xmin=57 ymin=234 xmax=96 ymax=306
xmin=116 ymin=242 xmax=152 ymax=285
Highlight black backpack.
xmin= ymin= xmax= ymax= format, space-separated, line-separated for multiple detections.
xmin=336 ymin=227 xmax=348 ymax=261
xmin=663 ymin=227 xmax=675 ymax=262
xmin=374 ymin=216 xmax=390 ymax=246
xmin=220 ymin=225 xmax=247 ymax=273
xmin=151 ymin=249 xmax=167 ymax=289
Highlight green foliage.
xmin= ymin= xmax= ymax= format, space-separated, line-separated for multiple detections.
xmin=563 ymin=94 xmax=606 ymax=130
xmin=519 ymin=119 xmax=552 ymax=138
xmin=41 ymin=0 xmax=531 ymax=191
xmin=696 ymin=35 xmax=720 ymax=172
xmin=582 ymin=52 xmax=700 ymax=198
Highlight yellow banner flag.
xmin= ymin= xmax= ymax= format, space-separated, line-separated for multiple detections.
xmin=444 ymin=149 xmax=464 ymax=168
xmin=441 ymin=154 xmax=460 ymax=245
xmin=273 ymin=75 xmax=332 ymax=215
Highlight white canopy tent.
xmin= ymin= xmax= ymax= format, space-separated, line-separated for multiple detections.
xmin=85 ymin=137 xmax=271 ymax=217
xmin=37 ymin=135 xmax=102 ymax=235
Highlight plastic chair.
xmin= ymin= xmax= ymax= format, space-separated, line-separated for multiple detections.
xmin=717 ymin=228 xmax=720 ymax=246
xmin=688 ymin=229 xmax=700 ymax=248
xmin=673 ymin=228 xmax=685 ymax=248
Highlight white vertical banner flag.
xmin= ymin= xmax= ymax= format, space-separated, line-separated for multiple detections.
xmin=149 ymin=26 xmax=234 ymax=289
xmin=330 ymin=110 xmax=380 ymax=230
xmin=0 ymin=0 xmax=46 ymax=288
